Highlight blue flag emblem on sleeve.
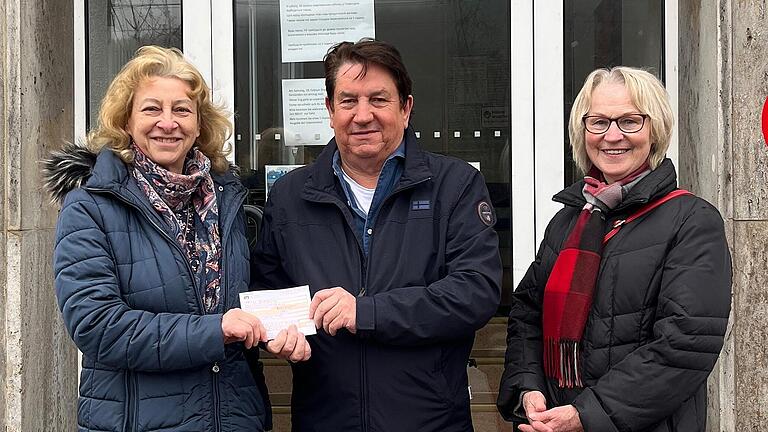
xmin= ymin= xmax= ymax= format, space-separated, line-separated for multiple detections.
xmin=412 ymin=200 xmax=430 ymax=210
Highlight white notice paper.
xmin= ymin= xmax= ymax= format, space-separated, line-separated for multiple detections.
xmin=282 ymin=78 xmax=334 ymax=146
xmin=280 ymin=0 xmax=375 ymax=63
xmin=239 ymin=285 xmax=317 ymax=340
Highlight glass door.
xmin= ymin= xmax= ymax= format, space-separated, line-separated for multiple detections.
xmin=231 ymin=0 xmax=514 ymax=292
xmin=228 ymin=2 xmax=516 ymax=431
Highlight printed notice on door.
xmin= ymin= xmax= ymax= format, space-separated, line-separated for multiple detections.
xmin=280 ymin=0 xmax=375 ymax=63
xmin=282 ymin=78 xmax=333 ymax=146
xmin=240 ymin=285 xmax=317 ymax=340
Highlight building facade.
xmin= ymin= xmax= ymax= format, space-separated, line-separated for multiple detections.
xmin=1 ymin=0 xmax=765 ymax=430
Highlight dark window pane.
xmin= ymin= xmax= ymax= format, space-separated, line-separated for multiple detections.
xmin=563 ymin=0 xmax=664 ymax=185
xmin=87 ymin=0 xmax=182 ymax=127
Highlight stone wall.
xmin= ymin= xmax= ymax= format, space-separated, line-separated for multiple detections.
xmin=679 ymin=0 xmax=768 ymax=430
xmin=1 ymin=0 xmax=78 ymax=430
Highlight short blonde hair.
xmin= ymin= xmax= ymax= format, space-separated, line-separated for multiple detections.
xmin=568 ymin=66 xmax=674 ymax=174
xmin=87 ymin=45 xmax=232 ymax=173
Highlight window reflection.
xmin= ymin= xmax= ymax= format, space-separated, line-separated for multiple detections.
xmin=87 ymin=0 xmax=182 ymax=127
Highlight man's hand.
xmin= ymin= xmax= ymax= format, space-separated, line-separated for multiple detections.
xmin=266 ymin=325 xmax=312 ymax=362
xmin=221 ymin=308 xmax=267 ymax=349
xmin=309 ymin=287 xmax=356 ymax=336
xmin=519 ymin=404 xmax=584 ymax=432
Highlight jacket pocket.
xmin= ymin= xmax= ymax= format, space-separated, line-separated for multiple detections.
xmin=433 ymin=347 xmax=456 ymax=409
xmin=123 ymin=371 xmax=138 ymax=432
xmin=433 ymin=368 xmax=454 ymax=409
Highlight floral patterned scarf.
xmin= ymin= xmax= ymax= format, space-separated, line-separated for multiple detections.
xmin=131 ymin=143 xmax=222 ymax=313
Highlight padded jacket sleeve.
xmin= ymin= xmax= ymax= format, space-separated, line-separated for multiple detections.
xmin=573 ymin=200 xmax=732 ymax=432
xmin=53 ymin=192 xmax=226 ymax=372
xmin=496 ymin=213 xmax=562 ymax=422
xmin=356 ymin=170 xmax=502 ymax=345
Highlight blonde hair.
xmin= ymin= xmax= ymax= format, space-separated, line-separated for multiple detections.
xmin=87 ymin=45 xmax=232 ymax=173
xmin=568 ymin=66 xmax=674 ymax=174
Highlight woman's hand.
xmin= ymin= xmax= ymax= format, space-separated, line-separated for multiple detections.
xmin=266 ymin=325 xmax=312 ymax=362
xmin=519 ymin=391 xmax=549 ymax=431
xmin=519 ymin=403 xmax=584 ymax=432
xmin=221 ymin=308 xmax=267 ymax=349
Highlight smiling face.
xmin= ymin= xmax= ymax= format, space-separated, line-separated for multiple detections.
xmin=585 ymin=83 xmax=652 ymax=183
xmin=125 ymin=76 xmax=200 ymax=173
xmin=326 ymin=62 xmax=413 ymax=172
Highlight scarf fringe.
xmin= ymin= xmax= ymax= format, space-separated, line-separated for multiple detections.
xmin=544 ymin=338 xmax=583 ymax=388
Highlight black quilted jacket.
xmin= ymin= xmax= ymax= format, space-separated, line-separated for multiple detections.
xmin=497 ymin=159 xmax=732 ymax=432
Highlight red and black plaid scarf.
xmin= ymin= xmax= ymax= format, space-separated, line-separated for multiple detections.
xmin=542 ymin=162 xmax=650 ymax=388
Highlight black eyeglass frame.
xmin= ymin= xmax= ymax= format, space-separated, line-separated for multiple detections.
xmin=582 ymin=113 xmax=650 ymax=134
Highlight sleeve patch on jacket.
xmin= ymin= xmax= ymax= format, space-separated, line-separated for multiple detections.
xmin=477 ymin=201 xmax=496 ymax=227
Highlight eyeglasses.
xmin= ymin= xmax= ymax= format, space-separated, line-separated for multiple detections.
xmin=582 ymin=114 xmax=649 ymax=134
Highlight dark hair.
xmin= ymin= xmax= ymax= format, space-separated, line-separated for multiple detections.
xmin=324 ymin=38 xmax=412 ymax=109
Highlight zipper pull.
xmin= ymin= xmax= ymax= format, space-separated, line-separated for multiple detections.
xmin=212 ymin=362 xmax=220 ymax=373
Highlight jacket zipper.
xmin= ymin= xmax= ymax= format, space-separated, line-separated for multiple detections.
xmin=356 ymin=176 xmax=431 ymax=296
xmin=357 ymin=246 xmax=368 ymax=432
xmin=212 ymin=362 xmax=222 ymax=432
xmin=355 ymin=176 xmax=431 ymax=432
xmin=216 ymin=186 xmax=246 ymax=316
xmin=210 ymin=187 xmax=245 ymax=432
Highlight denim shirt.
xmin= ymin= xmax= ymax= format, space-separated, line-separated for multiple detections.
xmin=332 ymin=142 xmax=405 ymax=256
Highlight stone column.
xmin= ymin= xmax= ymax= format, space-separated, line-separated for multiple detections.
xmin=1 ymin=0 xmax=78 ymax=430
xmin=728 ymin=0 xmax=768 ymax=428
xmin=679 ymin=0 xmax=768 ymax=430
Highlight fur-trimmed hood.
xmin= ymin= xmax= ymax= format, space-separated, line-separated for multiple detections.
xmin=42 ymin=142 xmax=242 ymax=204
xmin=42 ymin=142 xmax=98 ymax=204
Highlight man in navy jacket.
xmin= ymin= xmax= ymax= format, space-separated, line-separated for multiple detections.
xmin=251 ymin=38 xmax=502 ymax=432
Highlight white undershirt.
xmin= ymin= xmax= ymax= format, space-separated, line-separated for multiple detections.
xmin=341 ymin=168 xmax=375 ymax=215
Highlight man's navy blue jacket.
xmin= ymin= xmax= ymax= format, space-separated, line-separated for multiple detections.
xmin=252 ymin=128 xmax=503 ymax=431
xmin=49 ymin=147 xmax=270 ymax=432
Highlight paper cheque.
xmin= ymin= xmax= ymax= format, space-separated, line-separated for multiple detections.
xmin=239 ymin=285 xmax=317 ymax=340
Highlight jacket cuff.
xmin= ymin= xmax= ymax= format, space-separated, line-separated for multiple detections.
xmin=572 ymin=387 xmax=620 ymax=432
xmin=356 ymin=296 xmax=376 ymax=336
xmin=513 ymin=391 xmax=529 ymax=420
xmin=497 ymin=383 xmax=537 ymax=422
xmin=190 ymin=313 xmax=226 ymax=363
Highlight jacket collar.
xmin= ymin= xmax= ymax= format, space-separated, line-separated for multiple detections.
xmin=554 ymin=158 xmax=678 ymax=213
xmin=302 ymin=127 xmax=432 ymax=202
xmin=44 ymin=143 xmax=246 ymax=229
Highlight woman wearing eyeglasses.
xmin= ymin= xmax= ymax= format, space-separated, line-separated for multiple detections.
xmin=497 ymin=67 xmax=731 ymax=432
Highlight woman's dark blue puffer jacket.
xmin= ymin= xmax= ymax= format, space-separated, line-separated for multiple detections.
xmin=46 ymin=145 xmax=270 ymax=432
